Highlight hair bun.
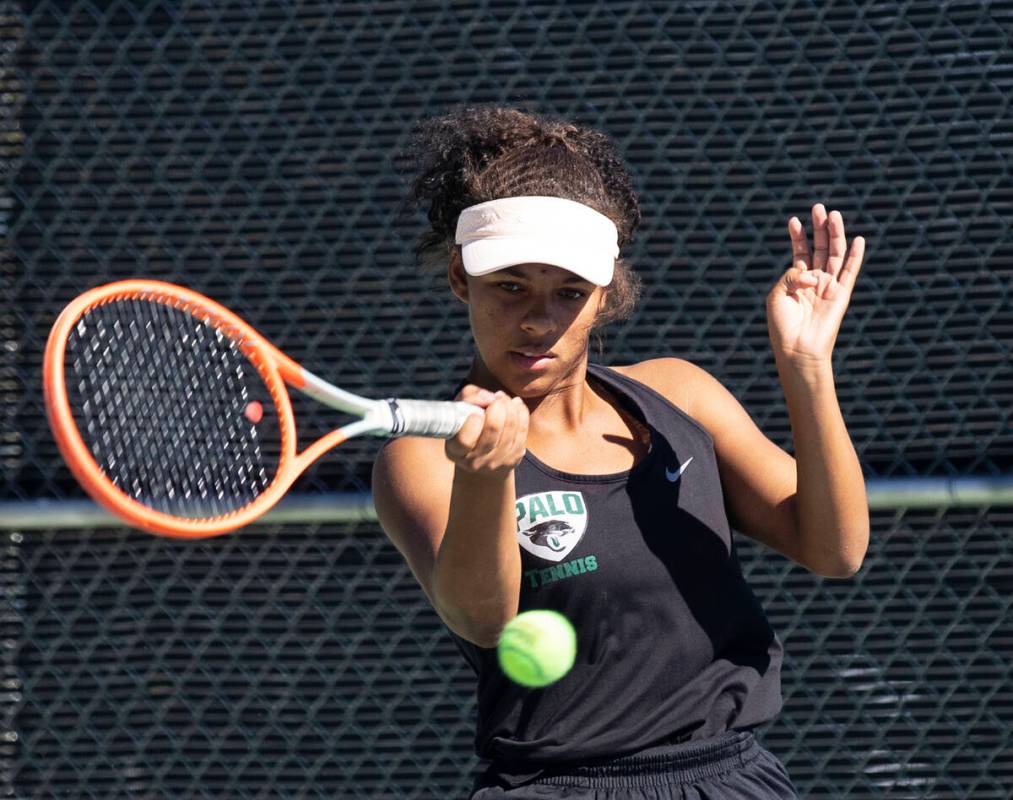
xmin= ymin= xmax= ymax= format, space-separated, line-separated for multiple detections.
xmin=405 ymin=106 xmax=640 ymax=266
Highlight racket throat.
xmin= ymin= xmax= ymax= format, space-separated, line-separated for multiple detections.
xmin=296 ymin=369 xmax=377 ymax=416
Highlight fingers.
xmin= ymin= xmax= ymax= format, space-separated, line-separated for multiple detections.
xmin=445 ymin=387 xmax=528 ymax=475
xmin=791 ymin=205 xmax=863 ymax=285
xmin=838 ymin=234 xmax=866 ymax=288
xmin=448 ymin=409 xmax=486 ymax=456
xmin=811 ymin=203 xmax=829 ymax=272
xmin=455 ymin=384 xmax=497 ymax=407
xmin=824 ymin=210 xmax=848 ymax=278
xmin=447 ymin=385 xmax=498 ymax=457
xmin=502 ymin=396 xmax=530 ymax=463
xmin=780 ymin=266 xmax=819 ymax=296
xmin=787 ymin=216 xmax=811 ymax=271
xmin=466 ymin=393 xmax=510 ymax=459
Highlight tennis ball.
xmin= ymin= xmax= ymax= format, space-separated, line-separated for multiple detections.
xmin=497 ymin=610 xmax=576 ymax=688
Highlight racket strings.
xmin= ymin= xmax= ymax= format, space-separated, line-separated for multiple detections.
xmin=66 ymin=297 xmax=279 ymax=518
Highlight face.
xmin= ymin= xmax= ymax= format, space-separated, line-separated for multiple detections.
xmin=449 ymin=253 xmax=606 ymax=397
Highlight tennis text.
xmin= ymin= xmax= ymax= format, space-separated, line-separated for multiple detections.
xmin=524 ymin=555 xmax=598 ymax=588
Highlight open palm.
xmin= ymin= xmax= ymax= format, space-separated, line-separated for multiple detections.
xmin=766 ymin=204 xmax=866 ymax=367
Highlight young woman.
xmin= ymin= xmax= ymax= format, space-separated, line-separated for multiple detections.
xmin=372 ymin=107 xmax=868 ymax=799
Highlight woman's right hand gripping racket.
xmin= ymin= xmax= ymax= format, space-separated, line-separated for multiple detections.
xmin=43 ymin=279 xmax=481 ymax=538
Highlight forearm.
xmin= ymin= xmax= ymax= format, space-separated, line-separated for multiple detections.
xmin=431 ymin=468 xmax=521 ymax=646
xmin=777 ymin=358 xmax=869 ymax=576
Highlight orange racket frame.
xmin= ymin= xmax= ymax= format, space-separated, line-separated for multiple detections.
xmin=43 ymin=280 xmax=474 ymax=538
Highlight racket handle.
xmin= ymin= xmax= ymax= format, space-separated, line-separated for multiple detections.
xmin=386 ymin=399 xmax=483 ymax=438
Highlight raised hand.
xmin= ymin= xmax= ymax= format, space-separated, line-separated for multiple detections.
xmin=766 ymin=203 xmax=866 ymax=370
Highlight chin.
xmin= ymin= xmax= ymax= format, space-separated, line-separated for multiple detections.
xmin=501 ymin=357 xmax=584 ymax=397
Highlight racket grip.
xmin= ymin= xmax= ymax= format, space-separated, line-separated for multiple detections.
xmin=386 ymin=399 xmax=483 ymax=438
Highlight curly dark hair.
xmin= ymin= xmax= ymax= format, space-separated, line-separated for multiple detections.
xmin=404 ymin=106 xmax=642 ymax=327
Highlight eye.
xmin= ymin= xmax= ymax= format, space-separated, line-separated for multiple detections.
xmin=558 ymin=288 xmax=588 ymax=301
xmin=497 ymin=281 xmax=524 ymax=293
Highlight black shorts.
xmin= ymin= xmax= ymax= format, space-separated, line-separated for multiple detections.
xmin=471 ymin=731 xmax=800 ymax=799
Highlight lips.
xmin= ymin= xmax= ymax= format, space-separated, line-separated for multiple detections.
xmin=509 ymin=350 xmax=556 ymax=371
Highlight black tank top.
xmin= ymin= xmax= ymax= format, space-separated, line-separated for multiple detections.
xmin=452 ymin=363 xmax=783 ymax=773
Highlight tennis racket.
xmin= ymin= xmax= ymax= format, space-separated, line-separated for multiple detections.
xmin=43 ymin=279 xmax=480 ymax=538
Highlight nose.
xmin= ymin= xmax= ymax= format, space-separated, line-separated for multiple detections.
xmin=520 ymin=295 xmax=557 ymax=338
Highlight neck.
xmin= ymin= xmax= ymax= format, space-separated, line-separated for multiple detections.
xmin=466 ymin=355 xmax=600 ymax=437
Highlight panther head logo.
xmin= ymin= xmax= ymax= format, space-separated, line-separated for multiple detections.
xmin=523 ymin=519 xmax=575 ymax=552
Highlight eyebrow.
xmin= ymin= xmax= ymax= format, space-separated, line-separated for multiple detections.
xmin=499 ymin=266 xmax=591 ymax=284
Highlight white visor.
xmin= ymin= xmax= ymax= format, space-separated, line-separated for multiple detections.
xmin=454 ymin=196 xmax=619 ymax=287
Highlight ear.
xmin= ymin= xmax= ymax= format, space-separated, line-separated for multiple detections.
xmin=448 ymin=247 xmax=469 ymax=304
xmin=595 ymin=284 xmax=610 ymax=316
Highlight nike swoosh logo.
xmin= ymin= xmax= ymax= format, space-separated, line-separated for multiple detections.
xmin=665 ymin=457 xmax=694 ymax=483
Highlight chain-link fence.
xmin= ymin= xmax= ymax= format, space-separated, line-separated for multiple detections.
xmin=3 ymin=1 xmax=1012 ymax=797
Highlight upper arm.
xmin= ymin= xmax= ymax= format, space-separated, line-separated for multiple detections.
xmin=371 ymin=437 xmax=454 ymax=605
xmin=621 ymin=358 xmax=804 ymax=565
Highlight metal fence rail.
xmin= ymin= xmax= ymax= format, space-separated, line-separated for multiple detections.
xmin=3 ymin=475 xmax=1013 ymax=532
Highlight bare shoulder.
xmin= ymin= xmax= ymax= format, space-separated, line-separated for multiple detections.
xmin=611 ymin=357 xmax=717 ymax=419
xmin=371 ymin=436 xmax=455 ymax=601
xmin=612 ymin=357 xmax=759 ymax=444
xmin=616 ymin=358 xmax=804 ymax=563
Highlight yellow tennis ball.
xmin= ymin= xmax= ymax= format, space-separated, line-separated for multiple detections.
xmin=497 ymin=610 xmax=576 ymax=688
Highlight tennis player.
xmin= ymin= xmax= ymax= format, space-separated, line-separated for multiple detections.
xmin=372 ymin=107 xmax=868 ymax=798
